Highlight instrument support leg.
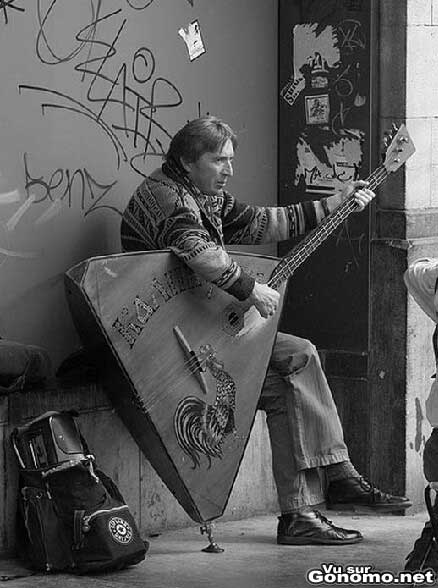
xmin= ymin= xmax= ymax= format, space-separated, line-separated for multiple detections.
xmin=200 ymin=522 xmax=224 ymax=553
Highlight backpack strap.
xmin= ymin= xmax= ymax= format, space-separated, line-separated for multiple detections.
xmin=41 ymin=457 xmax=97 ymax=479
xmin=73 ymin=509 xmax=86 ymax=550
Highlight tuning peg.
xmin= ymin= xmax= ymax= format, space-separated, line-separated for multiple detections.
xmin=392 ymin=122 xmax=399 ymax=133
xmin=383 ymin=131 xmax=394 ymax=144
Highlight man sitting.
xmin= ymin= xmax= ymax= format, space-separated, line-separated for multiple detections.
xmin=121 ymin=116 xmax=411 ymax=545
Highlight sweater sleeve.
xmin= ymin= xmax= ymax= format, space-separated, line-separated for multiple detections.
xmin=157 ymin=205 xmax=255 ymax=301
xmin=221 ymin=191 xmax=327 ymax=245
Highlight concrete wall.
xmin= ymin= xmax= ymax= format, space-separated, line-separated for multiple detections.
xmin=0 ymin=0 xmax=279 ymax=369
xmin=368 ymin=0 xmax=438 ymax=510
xmin=0 ymin=1 xmax=280 ymax=555
xmin=404 ymin=0 xmax=438 ymax=506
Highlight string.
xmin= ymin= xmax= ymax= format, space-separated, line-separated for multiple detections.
xmin=268 ymin=166 xmax=389 ymax=289
xmin=124 ymin=316 xmax=250 ymax=419
xmin=111 ymin=304 xmax=259 ymax=415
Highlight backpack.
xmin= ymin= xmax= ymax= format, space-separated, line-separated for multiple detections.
xmin=11 ymin=410 xmax=148 ymax=574
xmin=405 ymin=485 xmax=438 ymax=573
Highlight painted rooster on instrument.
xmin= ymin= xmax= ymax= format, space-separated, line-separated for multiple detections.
xmin=173 ymin=344 xmax=237 ymax=469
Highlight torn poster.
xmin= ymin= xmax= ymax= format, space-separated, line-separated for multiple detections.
xmin=281 ymin=24 xmax=340 ymax=108
xmin=295 ymin=131 xmax=364 ymax=196
xmin=178 ymin=20 xmax=206 ymax=61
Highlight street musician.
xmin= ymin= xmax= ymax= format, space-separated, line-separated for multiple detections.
xmin=121 ymin=115 xmax=411 ymax=545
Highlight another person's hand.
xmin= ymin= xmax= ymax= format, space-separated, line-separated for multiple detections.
xmin=327 ymin=180 xmax=374 ymax=213
xmin=247 ymin=282 xmax=280 ymax=318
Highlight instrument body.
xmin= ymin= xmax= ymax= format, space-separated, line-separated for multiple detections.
xmin=65 ymin=250 xmax=286 ymax=522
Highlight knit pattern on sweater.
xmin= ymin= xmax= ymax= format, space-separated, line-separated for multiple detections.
xmin=121 ymin=168 xmax=322 ymax=299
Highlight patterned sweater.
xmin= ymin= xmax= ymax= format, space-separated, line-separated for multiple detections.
xmin=121 ymin=166 xmax=330 ymax=301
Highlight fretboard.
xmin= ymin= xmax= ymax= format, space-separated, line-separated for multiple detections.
xmin=268 ymin=165 xmax=389 ymax=289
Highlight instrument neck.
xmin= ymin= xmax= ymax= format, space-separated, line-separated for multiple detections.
xmin=267 ymin=166 xmax=389 ymax=290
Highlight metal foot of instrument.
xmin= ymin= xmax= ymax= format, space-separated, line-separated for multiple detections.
xmin=200 ymin=522 xmax=224 ymax=553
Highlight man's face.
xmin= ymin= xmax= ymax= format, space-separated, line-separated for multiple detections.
xmin=182 ymin=138 xmax=234 ymax=195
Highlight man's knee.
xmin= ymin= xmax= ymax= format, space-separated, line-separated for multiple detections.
xmin=275 ymin=332 xmax=317 ymax=356
xmin=271 ymin=332 xmax=319 ymax=375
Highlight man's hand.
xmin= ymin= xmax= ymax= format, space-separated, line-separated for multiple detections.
xmin=247 ymin=282 xmax=280 ymax=318
xmin=327 ymin=180 xmax=374 ymax=213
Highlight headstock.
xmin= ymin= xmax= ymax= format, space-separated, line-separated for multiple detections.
xmin=382 ymin=124 xmax=416 ymax=173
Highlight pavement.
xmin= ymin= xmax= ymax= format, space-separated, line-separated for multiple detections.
xmin=0 ymin=509 xmax=434 ymax=588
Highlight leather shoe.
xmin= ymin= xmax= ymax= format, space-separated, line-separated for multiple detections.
xmin=277 ymin=510 xmax=363 ymax=545
xmin=327 ymin=476 xmax=412 ymax=511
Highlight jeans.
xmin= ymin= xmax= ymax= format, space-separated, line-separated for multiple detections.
xmin=258 ymin=332 xmax=349 ymax=513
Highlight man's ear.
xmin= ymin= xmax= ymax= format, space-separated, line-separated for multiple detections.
xmin=180 ymin=157 xmax=192 ymax=174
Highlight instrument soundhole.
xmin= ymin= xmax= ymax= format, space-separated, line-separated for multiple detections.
xmin=228 ymin=311 xmax=239 ymax=326
xmin=222 ymin=304 xmax=244 ymax=335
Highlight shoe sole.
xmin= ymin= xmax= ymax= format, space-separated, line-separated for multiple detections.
xmin=327 ymin=502 xmax=412 ymax=512
xmin=277 ymin=535 xmax=364 ymax=546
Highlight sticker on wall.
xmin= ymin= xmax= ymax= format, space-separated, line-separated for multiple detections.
xmin=280 ymin=76 xmax=305 ymax=107
xmin=305 ymin=94 xmax=330 ymax=125
xmin=178 ymin=20 xmax=206 ymax=61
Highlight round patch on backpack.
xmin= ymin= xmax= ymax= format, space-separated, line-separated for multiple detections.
xmin=108 ymin=516 xmax=133 ymax=544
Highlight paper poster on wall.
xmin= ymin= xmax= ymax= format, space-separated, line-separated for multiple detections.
xmin=281 ymin=22 xmax=367 ymax=128
xmin=280 ymin=20 xmax=368 ymax=196
xmin=294 ymin=131 xmax=364 ymax=196
xmin=178 ymin=20 xmax=206 ymax=61
xmin=281 ymin=23 xmax=340 ymax=108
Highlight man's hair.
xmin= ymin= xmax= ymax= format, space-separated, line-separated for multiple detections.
xmin=166 ymin=116 xmax=238 ymax=164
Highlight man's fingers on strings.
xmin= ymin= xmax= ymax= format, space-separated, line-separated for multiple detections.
xmin=353 ymin=188 xmax=374 ymax=211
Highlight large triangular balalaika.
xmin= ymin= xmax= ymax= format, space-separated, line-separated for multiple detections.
xmin=65 ymin=250 xmax=286 ymax=523
xmin=64 ymin=125 xmax=414 ymax=523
